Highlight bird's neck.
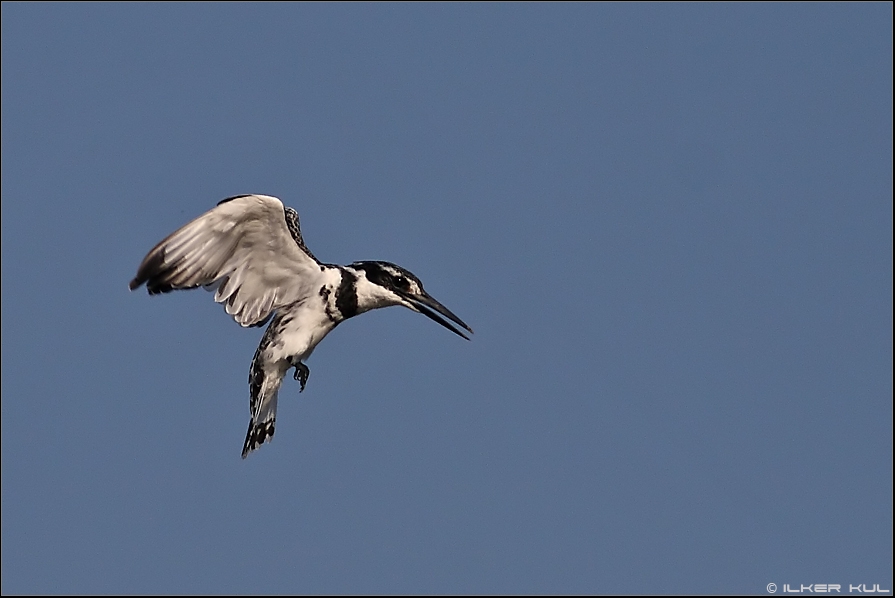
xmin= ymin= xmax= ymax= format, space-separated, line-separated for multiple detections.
xmin=341 ymin=265 xmax=404 ymax=315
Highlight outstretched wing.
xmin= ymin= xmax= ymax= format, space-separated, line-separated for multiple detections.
xmin=129 ymin=194 xmax=322 ymax=327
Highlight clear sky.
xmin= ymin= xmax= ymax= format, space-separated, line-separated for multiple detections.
xmin=2 ymin=4 xmax=892 ymax=595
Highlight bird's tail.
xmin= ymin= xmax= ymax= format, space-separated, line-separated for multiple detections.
xmin=241 ymin=342 xmax=285 ymax=459
xmin=242 ymin=408 xmax=277 ymax=458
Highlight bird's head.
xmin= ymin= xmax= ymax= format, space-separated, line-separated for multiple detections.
xmin=349 ymin=261 xmax=473 ymax=340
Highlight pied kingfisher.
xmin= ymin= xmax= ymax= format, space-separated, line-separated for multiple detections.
xmin=130 ymin=194 xmax=472 ymax=458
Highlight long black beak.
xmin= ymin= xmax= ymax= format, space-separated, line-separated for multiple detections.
xmin=405 ymin=292 xmax=474 ymax=340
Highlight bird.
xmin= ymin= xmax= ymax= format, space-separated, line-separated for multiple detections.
xmin=129 ymin=194 xmax=473 ymax=458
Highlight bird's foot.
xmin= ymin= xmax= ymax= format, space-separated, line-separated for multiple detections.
xmin=292 ymin=361 xmax=310 ymax=393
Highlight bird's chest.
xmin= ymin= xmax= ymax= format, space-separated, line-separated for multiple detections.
xmin=267 ymin=297 xmax=339 ymax=363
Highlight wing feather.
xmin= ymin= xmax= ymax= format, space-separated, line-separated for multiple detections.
xmin=129 ymin=194 xmax=321 ymax=327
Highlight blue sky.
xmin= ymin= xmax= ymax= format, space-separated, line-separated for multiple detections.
xmin=2 ymin=4 xmax=891 ymax=595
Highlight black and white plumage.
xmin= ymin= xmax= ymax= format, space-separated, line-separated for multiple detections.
xmin=129 ymin=194 xmax=473 ymax=458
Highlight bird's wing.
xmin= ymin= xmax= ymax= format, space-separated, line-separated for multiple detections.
xmin=129 ymin=194 xmax=322 ymax=327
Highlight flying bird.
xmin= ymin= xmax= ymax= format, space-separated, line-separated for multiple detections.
xmin=129 ymin=194 xmax=472 ymax=458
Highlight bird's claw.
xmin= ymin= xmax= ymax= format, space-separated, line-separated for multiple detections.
xmin=293 ymin=362 xmax=310 ymax=392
